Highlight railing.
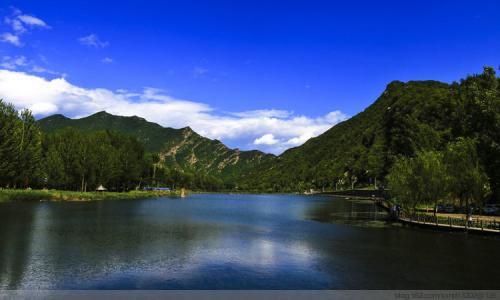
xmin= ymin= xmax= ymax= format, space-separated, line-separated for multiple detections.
xmin=398 ymin=211 xmax=500 ymax=232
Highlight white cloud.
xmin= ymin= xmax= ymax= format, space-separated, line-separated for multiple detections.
xmin=1 ymin=56 xmax=27 ymax=69
xmin=101 ymin=57 xmax=113 ymax=64
xmin=5 ymin=17 xmax=25 ymax=33
xmin=30 ymin=65 xmax=60 ymax=76
xmin=1 ymin=8 xmax=50 ymax=46
xmin=78 ymin=34 xmax=109 ymax=48
xmin=254 ymin=134 xmax=279 ymax=145
xmin=17 ymin=15 xmax=49 ymax=28
xmin=0 ymin=33 xmax=21 ymax=46
xmin=232 ymin=109 xmax=292 ymax=119
xmin=0 ymin=70 xmax=348 ymax=154
xmin=1 ymin=56 xmax=60 ymax=76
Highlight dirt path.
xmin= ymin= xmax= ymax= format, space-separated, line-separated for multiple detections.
xmin=423 ymin=212 xmax=500 ymax=222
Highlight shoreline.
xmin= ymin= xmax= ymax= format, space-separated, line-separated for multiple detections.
xmin=0 ymin=189 xmax=180 ymax=203
xmin=321 ymin=192 xmax=500 ymax=235
xmin=398 ymin=215 xmax=500 ymax=235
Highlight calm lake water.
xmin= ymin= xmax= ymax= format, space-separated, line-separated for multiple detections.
xmin=0 ymin=194 xmax=499 ymax=289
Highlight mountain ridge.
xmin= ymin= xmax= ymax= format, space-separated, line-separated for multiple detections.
xmin=235 ymin=79 xmax=454 ymax=191
xmin=38 ymin=111 xmax=275 ymax=180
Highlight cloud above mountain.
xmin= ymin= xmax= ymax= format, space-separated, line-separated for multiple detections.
xmin=0 ymin=70 xmax=348 ymax=154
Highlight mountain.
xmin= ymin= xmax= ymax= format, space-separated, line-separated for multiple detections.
xmin=38 ymin=111 xmax=275 ymax=180
xmin=36 ymin=81 xmax=459 ymax=191
xmin=37 ymin=68 xmax=500 ymax=199
xmin=238 ymin=80 xmax=454 ymax=191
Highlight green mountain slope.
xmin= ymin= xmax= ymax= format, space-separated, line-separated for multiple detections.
xmin=38 ymin=111 xmax=275 ymax=180
xmin=238 ymin=80 xmax=453 ymax=191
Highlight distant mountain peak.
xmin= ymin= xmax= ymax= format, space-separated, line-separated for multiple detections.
xmin=47 ymin=113 xmax=68 ymax=119
xmin=87 ymin=111 xmax=113 ymax=118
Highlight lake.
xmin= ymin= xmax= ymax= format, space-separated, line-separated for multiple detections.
xmin=0 ymin=194 xmax=499 ymax=289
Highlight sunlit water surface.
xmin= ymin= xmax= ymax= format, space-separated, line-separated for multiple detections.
xmin=0 ymin=194 xmax=499 ymax=289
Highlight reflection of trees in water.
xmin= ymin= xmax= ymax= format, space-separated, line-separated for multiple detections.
xmin=304 ymin=197 xmax=500 ymax=289
xmin=41 ymin=200 xmax=224 ymax=287
xmin=306 ymin=197 xmax=388 ymax=224
xmin=0 ymin=203 xmax=36 ymax=289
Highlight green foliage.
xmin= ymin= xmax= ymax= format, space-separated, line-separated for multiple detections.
xmin=450 ymin=67 xmax=500 ymax=202
xmin=386 ymin=156 xmax=417 ymax=208
xmin=388 ymin=151 xmax=447 ymax=211
xmin=240 ymin=67 xmax=500 ymax=200
xmin=38 ymin=111 xmax=275 ymax=182
xmin=41 ymin=128 xmax=147 ymax=191
xmin=388 ymin=138 xmax=490 ymax=212
xmin=417 ymin=151 xmax=448 ymax=209
xmin=241 ymin=80 xmax=451 ymax=192
xmin=1 ymin=102 xmax=178 ymax=191
xmin=0 ymin=189 xmax=176 ymax=202
xmin=444 ymin=138 xmax=490 ymax=209
xmin=0 ymin=100 xmax=42 ymax=187
xmin=0 ymin=100 xmax=19 ymax=184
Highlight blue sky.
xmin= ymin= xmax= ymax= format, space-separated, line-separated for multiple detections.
xmin=1 ymin=1 xmax=500 ymax=154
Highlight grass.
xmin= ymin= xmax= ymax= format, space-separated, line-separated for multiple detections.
xmin=0 ymin=189 xmax=180 ymax=202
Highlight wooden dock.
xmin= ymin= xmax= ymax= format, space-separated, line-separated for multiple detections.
xmin=397 ymin=213 xmax=500 ymax=234
xmin=322 ymin=191 xmax=499 ymax=234
xmin=373 ymin=199 xmax=499 ymax=234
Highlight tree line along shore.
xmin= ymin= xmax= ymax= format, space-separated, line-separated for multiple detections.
xmin=0 ymin=189 xmax=180 ymax=203
xmin=0 ymin=99 xmax=222 ymax=194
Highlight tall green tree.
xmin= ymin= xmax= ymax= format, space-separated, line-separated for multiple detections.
xmin=387 ymin=156 xmax=420 ymax=211
xmin=15 ymin=109 xmax=42 ymax=187
xmin=416 ymin=151 xmax=448 ymax=214
xmin=91 ymin=132 xmax=119 ymax=188
xmin=444 ymin=138 xmax=490 ymax=218
xmin=0 ymin=101 xmax=42 ymax=188
xmin=388 ymin=151 xmax=447 ymax=213
xmin=452 ymin=66 xmax=500 ymax=201
xmin=0 ymin=100 xmax=20 ymax=187
xmin=43 ymin=145 xmax=66 ymax=188
xmin=41 ymin=129 xmax=148 ymax=191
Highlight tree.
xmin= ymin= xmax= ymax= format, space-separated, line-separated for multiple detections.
xmin=387 ymin=156 xmax=420 ymax=211
xmin=92 ymin=132 xmax=120 ymax=188
xmin=40 ymin=129 xmax=147 ymax=191
xmin=15 ymin=109 xmax=42 ymax=187
xmin=388 ymin=151 xmax=447 ymax=213
xmin=0 ymin=101 xmax=42 ymax=188
xmin=452 ymin=66 xmax=500 ymax=201
xmin=43 ymin=145 xmax=66 ymax=188
xmin=444 ymin=138 xmax=490 ymax=220
xmin=0 ymin=100 xmax=20 ymax=187
xmin=416 ymin=151 xmax=448 ymax=215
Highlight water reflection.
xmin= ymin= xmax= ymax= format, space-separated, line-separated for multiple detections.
xmin=306 ymin=196 xmax=390 ymax=227
xmin=0 ymin=194 xmax=499 ymax=289
xmin=0 ymin=203 xmax=36 ymax=289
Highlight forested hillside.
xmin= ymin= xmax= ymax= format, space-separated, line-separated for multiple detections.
xmin=238 ymin=80 xmax=451 ymax=191
xmin=239 ymin=67 xmax=499 ymax=202
xmin=39 ymin=111 xmax=275 ymax=184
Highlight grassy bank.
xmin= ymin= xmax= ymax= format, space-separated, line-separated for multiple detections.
xmin=0 ymin=189 xmax=179 ymax=202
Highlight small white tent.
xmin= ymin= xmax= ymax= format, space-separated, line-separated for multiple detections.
xmin=96 ymin=184 xmax=107 ymax=192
